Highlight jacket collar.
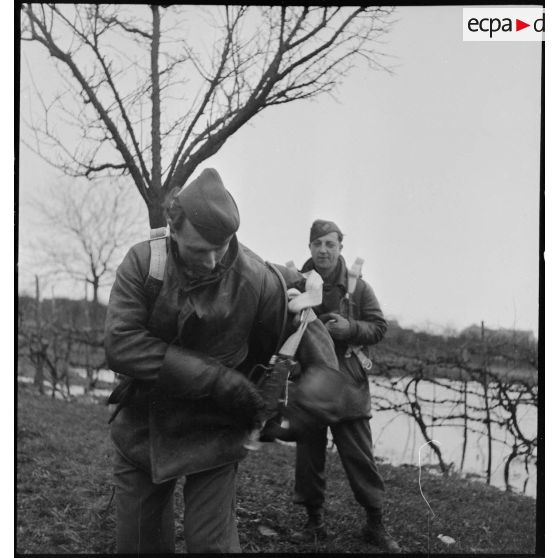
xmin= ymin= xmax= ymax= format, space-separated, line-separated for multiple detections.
xmin=167 ymin=235 xmax=239 ymax=293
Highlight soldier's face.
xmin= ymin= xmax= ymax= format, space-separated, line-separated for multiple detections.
xmin=171 ymin=219 xmax=231 ymax=278
xmin=309 ymin=232 xmax=343 ymax=276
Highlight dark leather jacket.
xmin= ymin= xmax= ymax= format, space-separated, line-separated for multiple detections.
xmin=301 ymin=255 xmax=388 ymax=416
xmin=105 ymin=236 xmax=337 ymax=479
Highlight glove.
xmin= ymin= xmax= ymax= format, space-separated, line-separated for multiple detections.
xmin=322 ymin=312 xmax=351 ymax=340
xmin=211 ymin=367 xmax=266 ymax=429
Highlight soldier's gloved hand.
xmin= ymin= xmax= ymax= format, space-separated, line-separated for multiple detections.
xmin=211 ymin=367 xmax=266 ymax=429
xmin=322 ymin=312 xmax=351 ymax=340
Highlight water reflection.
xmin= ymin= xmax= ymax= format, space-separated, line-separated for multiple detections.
xmin=67 ymin=368 xmax=115 ymax=398
xmin=368 ymin=376 xmax=537 ymax=498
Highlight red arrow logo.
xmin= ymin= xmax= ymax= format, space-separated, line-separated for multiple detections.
xmin=516 ymin=19 xmax=530 ymax=31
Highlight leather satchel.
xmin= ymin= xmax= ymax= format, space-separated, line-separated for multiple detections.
xmin=263 ymin=362 xmax=370 ymax=441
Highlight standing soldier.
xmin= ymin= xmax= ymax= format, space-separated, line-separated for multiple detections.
xmin=104 ymin=170 xmax=338 ymax=553
xmin=290 ymin=219 xmax=401 ymax=553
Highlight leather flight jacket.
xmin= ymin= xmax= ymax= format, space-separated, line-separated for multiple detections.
xmin=105 ymin=237 xmax=338 ymax=482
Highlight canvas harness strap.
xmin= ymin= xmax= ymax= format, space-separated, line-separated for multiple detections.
xmin=347 ymin=258 xmax=364 ymax=299
xmin=148 ymin=226 xmax=169 ymax=281
xmin=345 ymin=258 xmax=373 ymax=372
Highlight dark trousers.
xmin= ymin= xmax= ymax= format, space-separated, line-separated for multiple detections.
xmin=113 ymin=450 xmax=241 ymax=553
xmin=293 ymin=418 xmax=385 ymax=514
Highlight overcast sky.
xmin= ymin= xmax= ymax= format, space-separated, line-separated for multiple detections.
xmin=18 ymin=6 xmax=542 ymax=335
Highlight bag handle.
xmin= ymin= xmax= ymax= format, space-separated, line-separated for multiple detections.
xmin=265 ymin=262 xmax=290 ymax=355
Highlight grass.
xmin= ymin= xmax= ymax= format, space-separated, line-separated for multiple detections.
xmin=17 ymin=383 xmax=538 ymax=554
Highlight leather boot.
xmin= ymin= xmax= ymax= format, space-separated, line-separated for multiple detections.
xmin=362 ymin=510 xmax=401 ymax=553
xmin=291 ymin=507 xmax=327 ymax=543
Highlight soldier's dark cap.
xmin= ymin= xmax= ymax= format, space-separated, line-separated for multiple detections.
xmin=176 ymin=168 xmax=240 ymax=244
xmin=309 ymin=219 xmax=343 ymax=243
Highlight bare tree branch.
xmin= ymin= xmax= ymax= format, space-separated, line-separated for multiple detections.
xmin=31 ymin=179 xmax=144 ymax=304
xmin=23 ymin=4 xmax=150 ymax=201
xmin=21 ymin=5 xmax=396 ymax=225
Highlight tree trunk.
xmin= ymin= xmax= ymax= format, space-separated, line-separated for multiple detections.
xmin=144 ymin=5 xmax=167 ymax=231
xmin=91 ymin=276 xmax=101 ymax=329
xmin=92 ymin=278 xmax=99 ymax=305
xmin=150 ymin=5 xmax=162 ymax=194
xmin=406 ymin=378 xmax=449 ymax=474
xmin=148 ymin=199 xmax=167 ymax=229
xmin=33 ymin=275 xmax=45 ymax=394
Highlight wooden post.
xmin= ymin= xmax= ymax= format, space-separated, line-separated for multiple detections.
xmin=460 ymin=378 xmax=468 ymax=472
xmin=481 ymin=321 xmax=493 ymax=485
xmin=33 ymin=275 xmax=45 ymax=395
xmin=83 ymin=278 xmax=93 ymax=394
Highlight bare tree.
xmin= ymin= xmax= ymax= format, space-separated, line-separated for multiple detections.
xmin=21 ymin=4 xmax=395 ymax=226
xmin=32 ymin=179 xmax=144 ymax=307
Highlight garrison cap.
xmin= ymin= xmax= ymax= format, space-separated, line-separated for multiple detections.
xmin=176 ymin=168 xmax=240 ymax=244
xmin=309 ymin=219 xmax=344 ymax=243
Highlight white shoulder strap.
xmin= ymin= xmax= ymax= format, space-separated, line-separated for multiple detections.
xmin=148 ymin=226 xmax=169 ymax=281
xmin=346 ymin=257 xmax=373 ymax=371
xmin=347 ymin=257 xmax=364 ymax=296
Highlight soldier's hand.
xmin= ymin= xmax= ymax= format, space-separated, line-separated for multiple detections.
xmin=324 ymin=313 xmax=351 ymax=340
xmin=211 ymin=368 xmax=265 ymax=428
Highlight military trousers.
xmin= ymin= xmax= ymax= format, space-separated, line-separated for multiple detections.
xmin=113 ymin=450 xmax=241 ymax=553
xmin=293 ymin=417 xmax=385 ymax=514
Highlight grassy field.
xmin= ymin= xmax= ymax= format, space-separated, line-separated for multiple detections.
xmin=17 ymin=383 xmax=538 ymax=554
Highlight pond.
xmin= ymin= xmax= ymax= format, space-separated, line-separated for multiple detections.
xmin=367 ymin=376 xmax=537 ymax=498
xmin=69 ymin=368 xmax=115 ymax=397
